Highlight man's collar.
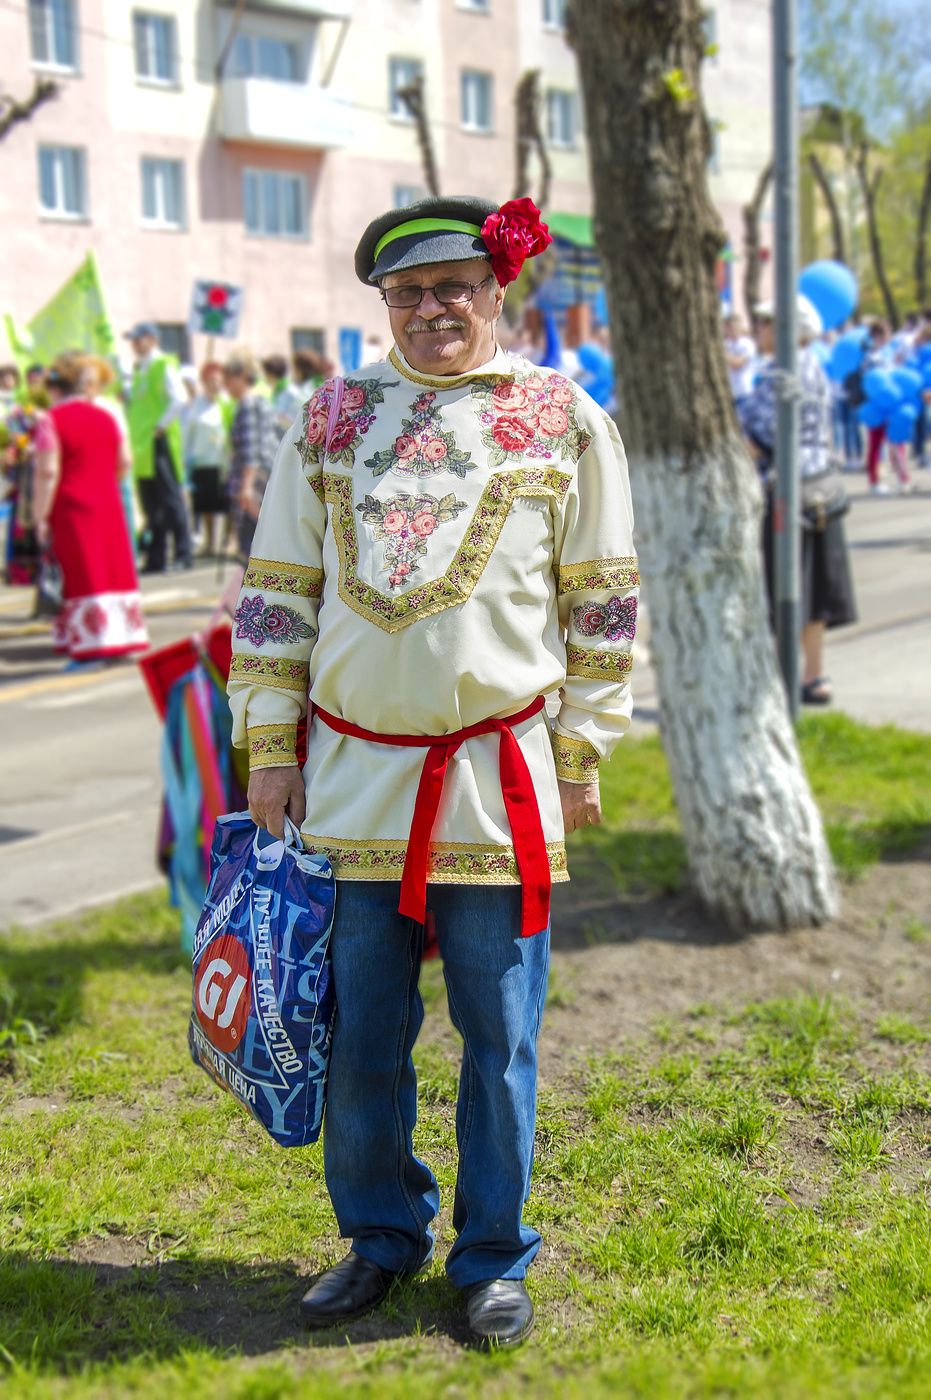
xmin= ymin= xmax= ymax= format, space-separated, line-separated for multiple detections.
xmin=387 ymin=343 xmax=512 ymax=388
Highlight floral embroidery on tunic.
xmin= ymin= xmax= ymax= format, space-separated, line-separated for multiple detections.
xmin=229 ymin=654 xmax=309 ymax=691
xmin=235 ymin=595 xmax=316 ymax=647
xmin=324 ymin=466 xmax=571 ymax=633
xmin=552 ymin=732 xmax=600 ymax=783
xmin=364 ymin=391 xmax=479 ymax=479
xmin=471 ymin=371 xmax=592 ymax=469
xmin=356 ymin=492 xmax=468 ymax=589
xmin=244 ymin=557 xmax=323 ymax=598
xmin=247 ymin=724 xmax=298 ymax=769
xmin=558 ymin=557 xmax=640 ymax=594
xmin=566 ymin=646 xmax=633 ymax=681
xmin=299 ymin=835 xmax=569 ymax=883
xmin=572 ymin=594 xmax=638 ymax=642
xmin=295 ymin=377 xmax=398 ymax=470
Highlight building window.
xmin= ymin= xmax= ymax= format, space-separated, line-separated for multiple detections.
xmin=546 ymin=90 xmax=577 ymax=148
xmin=38 ymin=145 xmax=87 ymax=218
xmin=457 ymin=0 xmax=490 ymax=10
xmin=231 ymin=33 xmax=299 ymax=82
xmin=156 ymin=323 xmax=189 ymax=362
xmin=461 ymin=70 xmax=492 ymax=133
xmin=389 ymin=57 xmax=423 ymax=119
xmin=291 ymin=327 xmax=326 ymax=355
xmin=702 ymin=8 xmax=719 ymax=61
xmin=133 ymin=11 xmax=177 ymax=84
xmin=393 ymin=183 xmax=425 ymax=209
xmin=243 ymin=169 xmax=308 ymax=239
xmin=29 ymin=0 xmax=77 ymax=70
xmin=141 ymin=157 xmax=185 ymax=229
xmin=542 ymin=0 xmax=566 ymax=28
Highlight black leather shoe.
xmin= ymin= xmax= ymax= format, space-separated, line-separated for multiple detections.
xmin=299 ymin=1250 xmax=398 ymax=1327
xmin=464 ymin=1278 xmax=534 ymax=1349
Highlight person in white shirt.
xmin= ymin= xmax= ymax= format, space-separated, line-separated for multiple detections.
xmin=184 ymin=362 xmax=230 ymax=556
xmin=724 ymin=313 xmax=758 ymax=408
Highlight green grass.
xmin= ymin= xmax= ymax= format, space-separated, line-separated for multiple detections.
xmin=567 ymin=712 xmax=931 ymax=894
xmin=3 ymin=892 xmax=931 ymax=1398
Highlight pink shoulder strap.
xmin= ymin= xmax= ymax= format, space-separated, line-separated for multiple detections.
xmin=324 ymin=377 xmax=345 ymax=455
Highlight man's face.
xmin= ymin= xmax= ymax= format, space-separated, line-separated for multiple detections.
xmin=383 ymin=258 xmax=504 ymax=376
xmin=756 ymin=318 xmax=775 ymax=354
xmin=132 ymin=334 xmax=158 ymax=360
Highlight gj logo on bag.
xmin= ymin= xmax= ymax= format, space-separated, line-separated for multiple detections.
xmin=189 ymin=812 xmax=336 ymax=1147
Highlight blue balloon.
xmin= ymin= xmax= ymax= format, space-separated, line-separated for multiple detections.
xmin=799 ymin=260 xmax=859 ymax=332
xmin=862 ymin=368 xmax=904 ymax=414
xmin=918 ymin=343 xmax=931 ymax=367
xmin=923 ymin=365 xmax=931 ymax=391
xmin=810 ymin=340 xmax=832 ymax=369
xmin=891 ymin=367 xmax=923 ymax=403
xmin=856 ymin=400 xmax=888 ymax=429
xmin=887 ymin=402 xmax=919 ymax=443
xmin=829 ymin=330 xmax=867 ymax=381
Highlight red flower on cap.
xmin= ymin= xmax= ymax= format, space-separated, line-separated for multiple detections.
xmin=480 ymin=198 xmax=553 ymax=287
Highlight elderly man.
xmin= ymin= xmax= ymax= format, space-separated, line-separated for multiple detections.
xmin=228 ymin=196 xmax=638 ymax=1348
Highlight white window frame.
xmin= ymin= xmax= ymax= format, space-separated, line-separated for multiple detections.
xmin=546 ymin=90 xmax=577 ymax=149
xmin=133 ymin=10 xmax=179 ymax=86
xmin=456 ymin=0 xmax=490 ymax=11
xmin=542 ymin=0 xmax=566 ymax=30
xmin=140 ymin=156 xmax=185 ymax=230
xmin=242 ymin=168 xmax=309 ymax=241
xmin=38 ymin=144 xmax=88 ymax=220
xmin=393 ymin=183 xmax=425 ymax=210
xmin=388 ymin=56 xmax=423 ymax=121
xmin=460 ymin=69 xmax=493 ymax=134
xmin=230 ymin=31 xmax=301 ymax=83
xmin=29 ymin=0 xmax=78 ymax=72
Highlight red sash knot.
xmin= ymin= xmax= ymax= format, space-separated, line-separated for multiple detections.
xmin=314 ymin=696 xmax=550 ymax=938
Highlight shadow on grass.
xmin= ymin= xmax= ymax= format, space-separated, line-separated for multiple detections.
xmin=0 ymin=1250 xmax=468 ymax=1370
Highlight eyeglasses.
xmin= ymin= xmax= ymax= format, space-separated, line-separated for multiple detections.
xmin=380 ymin=275 xmax=493 ymax=309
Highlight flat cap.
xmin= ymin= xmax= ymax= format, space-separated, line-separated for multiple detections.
xmin=355 ymin=195 xmax=498 ymax=286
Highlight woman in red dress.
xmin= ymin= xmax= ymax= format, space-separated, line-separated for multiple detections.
xmin=33 ymin=353 xmax=148 ymax=667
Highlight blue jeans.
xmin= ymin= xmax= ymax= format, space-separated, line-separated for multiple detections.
xmin=322 ymin=881 xmax=550 ymax=1288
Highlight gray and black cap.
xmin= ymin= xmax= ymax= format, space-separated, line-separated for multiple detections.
xmin=354 ymin=195 xmax=498 ymax=286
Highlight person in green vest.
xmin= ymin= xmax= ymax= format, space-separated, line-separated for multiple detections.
xmin=125 ymin=322 xmax=192 ymax=573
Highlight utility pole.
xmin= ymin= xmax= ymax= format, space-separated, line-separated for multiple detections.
xmin=773 ymin=0 xmax=800 ymax=720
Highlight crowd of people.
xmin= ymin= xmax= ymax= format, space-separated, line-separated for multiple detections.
xmin=0 ymin=332 xmax=334 ymax=669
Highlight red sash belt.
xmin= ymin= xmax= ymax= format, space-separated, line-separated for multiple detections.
xmin=314 ymin=696 xmax=550 ymax=938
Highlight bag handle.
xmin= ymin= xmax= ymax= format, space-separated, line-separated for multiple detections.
xmin=252 ymin=816 xmax=304 ymax=870
xmin=324 ymin=377 xmax=345 ymax=455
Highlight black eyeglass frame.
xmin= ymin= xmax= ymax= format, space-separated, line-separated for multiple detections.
xmin=379 ymin=274 xmax=494 ymax=309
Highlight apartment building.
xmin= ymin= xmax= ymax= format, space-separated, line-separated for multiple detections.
xmin=0 ymin=0 xmax=771 ymax=366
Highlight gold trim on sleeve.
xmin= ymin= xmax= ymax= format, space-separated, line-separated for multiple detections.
xmin=558 ymin=557 xmax=640 ymax=594
xmin=247 ymin=724 xmax=299 ymax=770
xmin=552 ymin=732 xmax=600 ymax=783
xmin=566 ymin=646 xmax=633 ymax=681
xmin=243 ymin=559 xmax=323 ymax=599
xmin=229 ymin=655 xmax=309 ymax=691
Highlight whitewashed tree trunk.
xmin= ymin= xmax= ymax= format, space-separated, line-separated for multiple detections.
xmin=569 ymin=0 xmax=837 ymax=929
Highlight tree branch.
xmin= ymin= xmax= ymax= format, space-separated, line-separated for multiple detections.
xmin=807 ymin=150 xmax=846 ymax=264
xmin=513 ymin=70 xmax=552 ymax=209
xmin=742 ymin=160 xmax=772 ymax=319
xmin=397 ymin=76 xmax=440 ymax=198
xmin=915 ymin=146 xmax=931 ymax=308
xmin=0 ymin=77 xmax=57 ymax=142
xmin=855 ymin=141 xmax=898 ymax=329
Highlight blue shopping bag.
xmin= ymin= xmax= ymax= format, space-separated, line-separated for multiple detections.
xmin=189 ymin=812 xmax=336 ymax=1148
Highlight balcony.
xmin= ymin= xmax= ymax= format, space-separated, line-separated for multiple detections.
xmin=221 ymin=77 xmax=354 ymax=150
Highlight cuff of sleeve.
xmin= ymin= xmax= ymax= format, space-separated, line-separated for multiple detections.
xmin=247 ymin=724 xmax=299 ymax=771
xmin=552 ymin=731 xmax=600 ymax=784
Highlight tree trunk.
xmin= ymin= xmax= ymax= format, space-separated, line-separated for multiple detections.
xmin=0 ymin=77 xmax=57 ymax=142
xmin=566 ymin=0 xmax=836 ymax=931
xmin=397 ymin=76 xmax=440 ymax=198
xmin=915 ymin=147 xmax=931 ymax=307
xmin=514 ymin=70 xmax=552 ymax=207
xmin=808 ymin=150 xmax=846 ymax=264
xmin=855 ymin=142 xmax=898 ymax=328
xmin=743 ymin=160 xmax=772 ymax=320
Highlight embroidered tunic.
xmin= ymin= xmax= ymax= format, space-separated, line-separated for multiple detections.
xmin=228 ymin=346 xmax=638 ymax=886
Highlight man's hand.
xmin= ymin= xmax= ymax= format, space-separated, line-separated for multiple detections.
xmin=558 ymin=779 xmax=601 ymax=834
xmin=248 ymin=766 xmax=306 ymax=839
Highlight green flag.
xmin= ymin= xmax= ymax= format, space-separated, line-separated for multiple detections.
xmin=4 ymin=251 xmax=117 ymax=369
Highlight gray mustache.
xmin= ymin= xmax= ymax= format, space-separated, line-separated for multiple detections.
xmin=407 ymin=319 xmax=466 ymax=333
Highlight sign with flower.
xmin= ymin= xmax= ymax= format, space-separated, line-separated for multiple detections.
xmin=300 ymin=377 xmax=397 ymax=469
xmin=188 ymin=281 xmax=243 ymax=338
xmin=364 ymin=391 xmax=478 ymax=480
xmin=356 ymin=491 xmax=467 ymax=589
xmin=471 ymin=372 xmax=591 ymax=469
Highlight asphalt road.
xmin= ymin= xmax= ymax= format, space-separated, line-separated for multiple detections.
xmin=0 ymin=472 xmax=928 ymax=930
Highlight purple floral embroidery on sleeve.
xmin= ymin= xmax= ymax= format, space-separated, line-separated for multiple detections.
xmin=235 ymin=594 xmax=316 ymax=647
xmin=572 ymin=594 xmax=637 ymax=642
